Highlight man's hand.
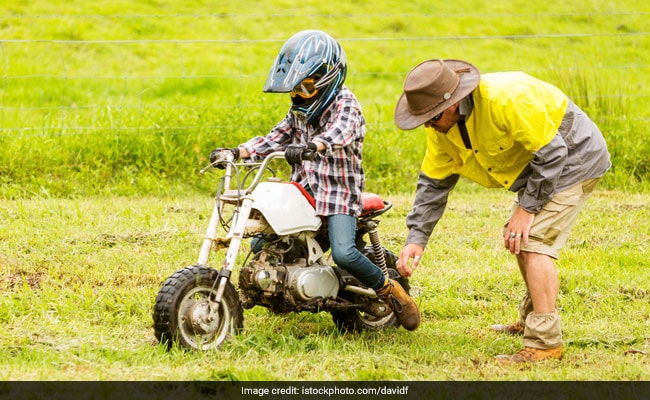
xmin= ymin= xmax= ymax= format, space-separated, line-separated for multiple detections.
xmin=504 ymin=206 xmax=535 ymax=255
xmin=397 ymin=243 xmax=424 ymax=278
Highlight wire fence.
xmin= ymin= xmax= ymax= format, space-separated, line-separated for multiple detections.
xmin=1 ymin=11 xmax=649 ymax=137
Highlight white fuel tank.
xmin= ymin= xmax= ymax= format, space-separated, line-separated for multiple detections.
xmin=251 ymin=181 xmax=322 ymax=235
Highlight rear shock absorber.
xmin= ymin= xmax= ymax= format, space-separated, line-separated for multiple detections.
xmin=365 ymin=220 xmax=388 ymax=277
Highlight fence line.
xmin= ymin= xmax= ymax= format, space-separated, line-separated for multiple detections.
xmin=2 ymin=31 xmax=649 ymax=44
xmin=2 ymin=11 xmax=648 ymax=18
xmin=1 ymin=13 xmax=649 ymax=137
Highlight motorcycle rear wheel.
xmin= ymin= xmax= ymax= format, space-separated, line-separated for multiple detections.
xmin=153 ymin=265 xmax=243 ymax=350
xmin=331 ymin=247 xmax=410 ymax=332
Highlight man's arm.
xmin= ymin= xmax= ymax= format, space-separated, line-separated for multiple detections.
xmin=398 ymin=172 xmax=459 ymax=277
xmin=406 ymin=172 xmax=459 ymax=246
xmin=519 ymin=132 xmax=568 ymax=213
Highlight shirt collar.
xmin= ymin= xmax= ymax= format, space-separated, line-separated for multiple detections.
xmin=459 ymin=94 xmax=474 ymax=118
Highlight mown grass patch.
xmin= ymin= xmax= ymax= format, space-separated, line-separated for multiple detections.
xmin=0 ymin=187 xmax=647 ymax=380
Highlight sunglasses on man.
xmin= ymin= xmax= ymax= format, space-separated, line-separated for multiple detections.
xmin=426 ymin=112 xmax=443 ymax=124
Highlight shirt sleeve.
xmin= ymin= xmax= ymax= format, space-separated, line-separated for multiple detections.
xmin=406 ymin=172 xmax=460 ymax=247
xmin=240 ymin=111 xmax=294 ymax=161
xmin=519 ymin=132 xmax=568 ymax=213
xmin=313 ymin=94 xmax=364 ymax=152
xmin=491 ymin=80 xmax=568 ymax=212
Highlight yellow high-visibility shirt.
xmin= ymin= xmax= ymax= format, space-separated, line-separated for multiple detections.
xmin=421 ymin=72 xmax=568 ymax=189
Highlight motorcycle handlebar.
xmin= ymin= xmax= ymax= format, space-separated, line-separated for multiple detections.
xmin=202 ymin=150 xmax=295 ymax=193
xmin=244 ymin=151 xmax=286 ymax=191
xmin=301 ymin=148 xmax=316 ymax=161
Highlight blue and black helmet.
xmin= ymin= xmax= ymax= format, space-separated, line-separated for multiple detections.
xmin=264 ymin=30 xmax=347 ymax=124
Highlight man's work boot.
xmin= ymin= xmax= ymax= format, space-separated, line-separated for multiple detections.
xmin=490 ymin=321 xmax=525 ymax=336
xmin=495 ymin=346 xmax=563 ymax=364
xmin=376 ymin=279 xmax=420 ymax=331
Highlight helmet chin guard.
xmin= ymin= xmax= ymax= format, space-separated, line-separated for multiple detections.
xmin=264 ymin=30 xmax=347 ymax=124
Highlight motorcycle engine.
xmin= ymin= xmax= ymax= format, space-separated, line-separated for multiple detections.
xmin=238 ymin=249 xmax=340 ymax=313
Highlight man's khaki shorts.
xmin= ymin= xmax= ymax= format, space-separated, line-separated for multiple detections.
xmin=504 ymin=178 xmax=600 ymax=259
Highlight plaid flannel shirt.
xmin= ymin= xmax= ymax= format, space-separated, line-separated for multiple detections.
xmin=241 ymin=85 xmax=366 ymax=217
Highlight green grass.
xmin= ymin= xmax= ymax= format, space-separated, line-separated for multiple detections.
xmin=1 ymin=0 xmax=649 ymax=382
xmin=1 ymin=0 xmax=649 ymax=197
xmin=0 ymin=183 xmax=648 ymax=380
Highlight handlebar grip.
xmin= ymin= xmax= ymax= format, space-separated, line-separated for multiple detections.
xmin=302 ymin=148 xmax=316 ymax=161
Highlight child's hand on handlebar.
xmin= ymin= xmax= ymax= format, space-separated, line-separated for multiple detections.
xmin=285 ymin=142 xmax=317 ymax=165
xmin=209 ymin=147 xmax=240 ymax=168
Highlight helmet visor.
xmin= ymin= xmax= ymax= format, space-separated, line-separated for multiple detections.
xmin=290 ymin=77 xmax=319 ymax=99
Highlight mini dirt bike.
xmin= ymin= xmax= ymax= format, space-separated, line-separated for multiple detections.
xmin=153 ymin=149 xmax=410 ymax=350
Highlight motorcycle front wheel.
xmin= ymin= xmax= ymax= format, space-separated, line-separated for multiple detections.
xmin=153 ymin=265 xmax=243 ymax=350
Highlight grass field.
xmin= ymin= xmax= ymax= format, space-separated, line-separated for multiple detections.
xmin=1 ymin=0 xmax=649 ymax=384
xmin=1 ymin=0 xmax=649 ymax=197
xmin=1 ymin=181 xmax=648 ymax=381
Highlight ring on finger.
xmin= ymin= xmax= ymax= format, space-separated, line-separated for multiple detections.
xmin=509 ymin=232 xmax=522 ymax=240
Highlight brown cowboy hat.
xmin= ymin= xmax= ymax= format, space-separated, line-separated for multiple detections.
xmin=394 ymin=59 xmax=481 ymax=130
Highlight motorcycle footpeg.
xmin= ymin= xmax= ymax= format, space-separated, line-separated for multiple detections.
xmin=364 ymin=301 xmax=392 ymax=318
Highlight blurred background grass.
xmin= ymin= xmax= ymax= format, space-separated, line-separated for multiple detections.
xmin=0 ymin=0 xmax=648 ymax=198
